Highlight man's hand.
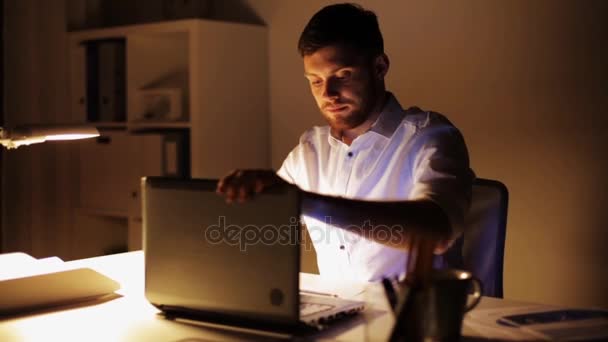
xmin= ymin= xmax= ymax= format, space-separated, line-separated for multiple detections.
xmin=216 ymin=169 xmax=287 ymax=203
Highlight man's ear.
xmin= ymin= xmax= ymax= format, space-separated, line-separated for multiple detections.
xmin=374 ymin=53 xmax=390 ymax=79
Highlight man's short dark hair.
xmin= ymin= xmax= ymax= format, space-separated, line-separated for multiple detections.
xmin=298 ymin=3 xmax=384 ymax=58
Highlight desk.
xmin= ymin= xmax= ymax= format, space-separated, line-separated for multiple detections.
xmin=0 ymin=252 xmax=555 ymax=341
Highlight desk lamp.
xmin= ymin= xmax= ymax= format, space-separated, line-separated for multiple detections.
xmin=0 ymin=125 xmax=99 ymax=149
xmin=0 ymin=124 xmax=117 ymax=315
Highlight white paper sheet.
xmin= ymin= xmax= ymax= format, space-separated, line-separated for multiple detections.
xmin=0 ymin=253 xmax=67 ymax=281
xmin=466 ymin=305 xmax=608 ymax=340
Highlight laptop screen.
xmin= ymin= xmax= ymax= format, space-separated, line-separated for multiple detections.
xmin=142 ymin=177 xmax=302 ymax=325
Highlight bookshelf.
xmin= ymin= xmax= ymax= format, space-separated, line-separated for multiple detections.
xmin=67 ymin=19 xmax=269 ymax=256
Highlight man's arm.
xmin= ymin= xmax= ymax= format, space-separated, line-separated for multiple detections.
xmin=301 ymin=190 xmax=452 ymax=251
xmin=216 ymin=169 xmax=452 ymax=251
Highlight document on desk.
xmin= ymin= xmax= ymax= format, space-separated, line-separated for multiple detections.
xmin=0 ymin=252 xmax=120 ymax=315
xmin=466 ymin=304 xmax=608 ymax=340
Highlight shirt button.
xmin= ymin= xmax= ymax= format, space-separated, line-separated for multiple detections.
xmin=347 ymin=152 xmax=353 ymax=158
xmin=340 ymin=245 xmax=345 ymax=250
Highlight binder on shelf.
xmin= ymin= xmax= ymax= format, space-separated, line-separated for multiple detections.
xmin=162 ymin=131 xmax=190 ymax=178
xmin=84 ymin=38 xmax=126 ymax=123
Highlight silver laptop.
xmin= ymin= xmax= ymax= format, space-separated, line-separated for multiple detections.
xmin=142 ymin=177 xmax=364 ymax=333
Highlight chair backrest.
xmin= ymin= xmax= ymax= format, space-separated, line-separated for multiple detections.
xmin=443 ymin=178 xmax=509 ymax=298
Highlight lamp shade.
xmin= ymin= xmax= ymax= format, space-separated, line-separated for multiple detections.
xmin=0 ymin=125 xmax=100 ymax=149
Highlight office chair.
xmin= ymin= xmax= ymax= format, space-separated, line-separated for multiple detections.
xmin=443 ymin=178 xmax=509 ymax=298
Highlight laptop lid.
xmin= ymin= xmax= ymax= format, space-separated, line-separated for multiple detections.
xmin=142 ymin=177 xmax=302 ymax=327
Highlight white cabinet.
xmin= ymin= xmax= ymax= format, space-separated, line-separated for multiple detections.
xmin=68 ymin=19 xmax=269 ymax=254
xmin=77 ymin=131 xmax=165 ymax=216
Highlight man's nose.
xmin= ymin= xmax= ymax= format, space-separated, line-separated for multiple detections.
xmin=321 ymin=78 xmax=340 ymax=99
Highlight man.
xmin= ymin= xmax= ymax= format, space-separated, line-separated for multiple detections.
xmin=217 ymin=3 xmax=474 ymax=282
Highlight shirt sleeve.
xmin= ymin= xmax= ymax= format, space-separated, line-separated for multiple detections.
xmin=276 ymin=128 xmax=317 ymax=189
xmin=277 ymin=149 xmax=297 ymax=184
xmin=408 ymin=115 xmax=475 ymax=239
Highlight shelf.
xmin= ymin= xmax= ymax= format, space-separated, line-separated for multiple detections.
xmin=76 ymin=207 xmax=129 ymax=219
xmin=83 ymin=121 xmax=191 ymax=131
xmin=128 ymin=121 xmax=191 ymax=130
xmin=68 ymin=19 xmax=201 ymax=41
xmin=90 ymin=122 xmax=128 ymax=129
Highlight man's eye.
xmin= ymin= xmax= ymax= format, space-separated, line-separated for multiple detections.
xmin=336 ymin=71 xmax=352 ymax=80
xmin=311 ymin=80 xmax=322 ymax=86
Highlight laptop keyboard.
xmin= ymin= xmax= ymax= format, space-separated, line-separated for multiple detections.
xmin=300 ymin=302 xmax=334 ymax=316
xmin=299 ymin=294 xmax=364 ymax=326
xmin=300 ymin=295 xmax=334 ymax=317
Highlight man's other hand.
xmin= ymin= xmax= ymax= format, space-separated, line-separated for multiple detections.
xmin=216 ymin=169 xmax=287 ymax=203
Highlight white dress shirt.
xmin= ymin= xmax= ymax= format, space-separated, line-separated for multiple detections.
xmin=277 ymin=93 xmax=474 ymax=282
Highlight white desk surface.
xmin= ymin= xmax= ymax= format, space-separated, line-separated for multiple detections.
xmin=0 ymin=251 xmax=548 ymax=341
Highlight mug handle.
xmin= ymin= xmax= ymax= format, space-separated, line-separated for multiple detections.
xmin=464 ymin=276 xmax=483 ymax=312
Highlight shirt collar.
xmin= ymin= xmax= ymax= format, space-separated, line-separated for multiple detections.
xmin=328 ymin=92 xmax=406 ymax=147
xmin=368 ymin=92 xmax=406 ymax=138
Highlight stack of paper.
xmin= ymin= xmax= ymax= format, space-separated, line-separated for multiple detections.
xmin=0 ymin=253 xmax=120 ymax=315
